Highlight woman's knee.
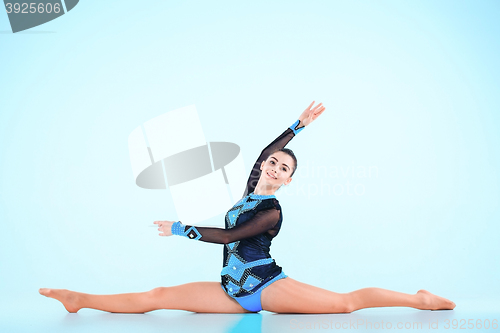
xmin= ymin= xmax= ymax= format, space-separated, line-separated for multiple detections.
xmin=148 ymin=287 xmax=169 ymax=299
xmin=342 ymin=293 xmax=356 ymax=313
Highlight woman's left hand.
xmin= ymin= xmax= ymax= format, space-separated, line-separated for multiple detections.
xmin=299 ymin=101 xmax=326 ymax=127
xmin=154 ymin=220 xmax=175 ymax=237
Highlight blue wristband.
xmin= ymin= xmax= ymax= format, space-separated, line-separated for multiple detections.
xmin=289 ymin=119 xmax=304 ymax=135
xmin=171 ymin=221 xmax=185 ymax=236
xmin=171 ymin=221 xmax=202 ymax=240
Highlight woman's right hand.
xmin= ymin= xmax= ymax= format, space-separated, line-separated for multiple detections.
xmin=298 ymin=101 xmax=326 ymax=127
xmin=154 ymin=220 xmax=175 ymax=237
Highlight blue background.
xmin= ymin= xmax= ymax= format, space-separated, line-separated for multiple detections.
xmin=1 ymin=0 xmax=499 ymax=332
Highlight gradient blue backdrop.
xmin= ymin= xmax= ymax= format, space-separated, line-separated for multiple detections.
xmin=1 ymin=1 xmax=499 ymax=332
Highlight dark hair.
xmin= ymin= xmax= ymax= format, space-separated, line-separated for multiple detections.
xmin=270 ymin=148 xmax=298 ymax=177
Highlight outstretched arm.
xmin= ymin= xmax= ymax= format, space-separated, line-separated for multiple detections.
xmin=154 ymin=208 xmax=280 ymax=244
xmin=242 ymin=101 xmax=326 ymax=198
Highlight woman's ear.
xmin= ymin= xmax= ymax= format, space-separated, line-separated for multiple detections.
xmin=285 ymin=177 xmax=292 ymax=186
xmin=260 ymin=160 xmax=265 ymax=170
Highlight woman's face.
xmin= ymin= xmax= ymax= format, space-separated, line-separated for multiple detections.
xmin=259 ymin=151 xmax=294 ymax=189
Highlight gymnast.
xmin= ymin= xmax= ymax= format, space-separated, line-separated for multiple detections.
xmin=39 ymin=101 xmax=456 ymax=314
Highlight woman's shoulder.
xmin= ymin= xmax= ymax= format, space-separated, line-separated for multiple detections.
xmin=258 ymin=197 xmax=281 ymax=211
xmin=272 ymin=197 xmax=281 ymax=210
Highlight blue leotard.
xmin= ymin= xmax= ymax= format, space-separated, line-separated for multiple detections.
xmin=171 ymin=119 xmax=305 ymax=312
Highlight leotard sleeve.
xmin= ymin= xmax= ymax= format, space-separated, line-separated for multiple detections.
xmin=170 ymin=208 xmax=280 ymax=244
xmin=242 ymin=119 xmax=305 ymax=198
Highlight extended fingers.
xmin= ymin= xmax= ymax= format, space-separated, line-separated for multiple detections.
xmin=316 ymin=106 xmax=325 ymax=114
xmin=312 ymin=109 xmax=325 ymax=120
xmin=309 ymin=105 xmax=324 ymax=116
xmin=314 ymin=107 xmax=325 ymax=115
xmin=313 ymin=103 xmax=323 ymax=111
xmin=155 ymin=220 xmax=163 ymax=231
xmin=155 ymin=221 xmax=169 ymax=236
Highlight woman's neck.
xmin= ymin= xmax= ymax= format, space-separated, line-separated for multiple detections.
xmin=253 ymin=181 xmax=278 ymax=196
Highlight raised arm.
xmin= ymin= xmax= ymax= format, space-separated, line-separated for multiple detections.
xmin=163 ymin=208 xmax=280 ymax=244
xmin=242 ymin=120 xmax=304 ymax=198
xmin=242 ymin=101 xmax=326 ymax=198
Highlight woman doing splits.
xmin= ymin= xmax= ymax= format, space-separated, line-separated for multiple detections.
xmin=39 ymin=101 xmax=456 ymax=314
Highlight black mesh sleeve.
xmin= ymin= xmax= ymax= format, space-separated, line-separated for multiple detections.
xmin=174 ymin=208 xmax=280 ymax=244
xmin=242 ymin=120 xmax=305 ymax=198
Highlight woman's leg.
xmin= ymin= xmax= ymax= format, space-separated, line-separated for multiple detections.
xmin=39 ymin=282 xmax=253 ymax=314
xmin=347 ymin=288 xmax=455 ymax=312
xmin=261 ymin=277 xmax=456 ymax=314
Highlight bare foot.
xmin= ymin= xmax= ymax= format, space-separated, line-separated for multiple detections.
xmin=416 ymin=289 xmax=456 ymax=310
xmin=39 ymin=288 xmax=82 ymax=313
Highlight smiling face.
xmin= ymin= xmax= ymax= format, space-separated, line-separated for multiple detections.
xmin=259 ymin=151 xmax=295 ymax=189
